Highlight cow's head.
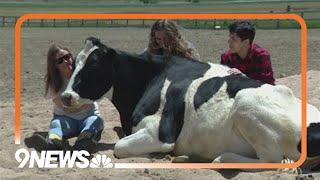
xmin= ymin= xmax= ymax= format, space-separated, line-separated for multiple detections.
xmin=61 ymin=37 xmax=115 ymax=107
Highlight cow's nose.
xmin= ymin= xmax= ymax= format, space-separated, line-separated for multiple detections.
xmin=61 ymin=92 xmax=72 ymax=107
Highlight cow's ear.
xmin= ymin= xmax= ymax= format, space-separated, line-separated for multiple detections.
xmin=86 ymin=37 xmax=100 ymax=46
xmin=72 ymin=58 xmax=76 ymax=70
xmin=104 ymin=47 xmax=116 ymax=57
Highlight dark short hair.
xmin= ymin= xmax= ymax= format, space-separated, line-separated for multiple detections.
xmin=228 ymin=21 xmax=256 ymax=44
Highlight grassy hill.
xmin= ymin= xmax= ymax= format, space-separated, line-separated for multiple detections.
xmin=0 ymin=0 xmax=319 ymax=16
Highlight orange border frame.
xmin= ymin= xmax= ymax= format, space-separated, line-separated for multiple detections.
xmin=15 ymin=14 xmax=307 ymax=169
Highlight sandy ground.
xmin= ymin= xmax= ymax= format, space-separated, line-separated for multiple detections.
xmin=0 ymin=27 xmax=319 ymax=179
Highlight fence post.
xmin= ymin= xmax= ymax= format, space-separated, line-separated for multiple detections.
xmin=126 ymin=19 xmax=128 ymax=26
xmin=96 ymin=19 xmax=99 ymax=27
xmin=276 ymin=19 xmax=280 ymax=29
xmin=300 ymin=11 xmax=304 ymax=18
xmin=2 ymin=16 xmax=5 ymax=27
xmin=41 ymin=19 xmax=44 ymax=27
xmin=67 ymin=19 xmax=70 ymax=27
xmin=81 ymin=19 xmax=84 ymax=27
xmin=142 ymin=19 xmax=145 ymax=27
xmin=27 ymin=19 xmax=30 ymax=27
xmin=53 ymin=19 xmax=55 ymax=27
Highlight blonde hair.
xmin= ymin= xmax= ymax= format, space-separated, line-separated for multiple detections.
xmin=148 ymin=19 xmax=194 ymax=59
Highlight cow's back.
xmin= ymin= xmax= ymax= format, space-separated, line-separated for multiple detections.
xmin=175 ymin=64 xmax=303 ymax=160
xmin=174 ymin=63 xmax=257 ymax=158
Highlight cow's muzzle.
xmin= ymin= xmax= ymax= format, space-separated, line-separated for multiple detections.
xmin=61 ymin=91 xmax=78 ymax=107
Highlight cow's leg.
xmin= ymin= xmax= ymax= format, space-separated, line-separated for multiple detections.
xmin=232 ymin=114 xmax=284 ymax=163
xmin=214 ymin=109 xmax=283 ymax=164
xmin=114 ymin=128 xmax=175 ymax=158
xmin=226 ymin=86 xmax=304 ymax=164
xmin=119 ymin=115 xmax=132 ymax=136
xmin=225 ymin=94 xmax=285 ymax=163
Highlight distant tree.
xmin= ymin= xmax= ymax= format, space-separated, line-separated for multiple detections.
xmin=192 ymin=0 xmax=199 ymax=3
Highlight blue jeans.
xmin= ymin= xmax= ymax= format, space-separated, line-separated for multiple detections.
xmin=48 ymin=114 xmax=104 ymax=142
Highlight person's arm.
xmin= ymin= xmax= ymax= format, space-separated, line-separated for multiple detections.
xmin=252 ymin=54 xmax=275 ymax=85
xmin=191 ymin=50 xmax=200 ymax=60
xmin=186 ymin=41 xmax=200 ymax=60
xmin=141 ymin=47 xmax=148 ymax=54
xmin=220 ymin=53 xmax=243 ymax=75
xmin=220 ymin=53 xmax=227 ymax=65
xmin=52 ymin=92 xmax=93 ymax=113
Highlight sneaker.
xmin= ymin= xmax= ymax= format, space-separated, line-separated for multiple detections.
xmin=31 ymin=134 xmax=48 ymax=152
xmin=73 ymin=131 xmax=97 ymax=154
xmin=48 ymin=138 xmax=71 ymax=151
xmin=31 ymin=134 xmax=71 ymax=152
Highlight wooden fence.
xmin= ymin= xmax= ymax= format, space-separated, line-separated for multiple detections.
xmin=1 ymin=12 xmax=319 ymax=29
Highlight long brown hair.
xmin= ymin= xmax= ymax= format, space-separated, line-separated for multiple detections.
xmin=44 ymin=44 xmax=72 ymax=96
xmin=148 ymin=19 xmax=194 ymax=59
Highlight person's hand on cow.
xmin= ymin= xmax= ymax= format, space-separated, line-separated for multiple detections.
xmin=228 ymin=68 xmax=242 ymax=75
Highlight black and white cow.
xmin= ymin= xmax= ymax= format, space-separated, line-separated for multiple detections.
xmin=61 ymin=37 xmax=320 ymax=167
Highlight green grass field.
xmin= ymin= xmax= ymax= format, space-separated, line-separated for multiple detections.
xmin=0 ymin=0 xmax=319 ymax=28
xmin=0 ymin=0 xmax=319 ymax=16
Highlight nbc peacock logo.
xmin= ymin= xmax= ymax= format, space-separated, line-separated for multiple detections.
xmin=90 ymin=154 xmax=113 ymax=168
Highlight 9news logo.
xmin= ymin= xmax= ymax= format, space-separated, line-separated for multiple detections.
xmin=15 ymin=148 xmax=113 ymax=168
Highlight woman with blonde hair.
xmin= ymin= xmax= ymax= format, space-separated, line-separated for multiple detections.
xmin=145 ymin=19 xmax=200 ymax=60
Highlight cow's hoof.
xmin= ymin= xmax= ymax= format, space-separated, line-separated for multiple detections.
xmin=213 ymin=156 xmax=222 ymax=163
xmin=277 ymin=168 xmax=302 ymax=175
xmin=277 ymin=158 xmax=302 ymax=175
xmin=295 ymin=174 xmax=314 ymax=180
xmin=172 ymin=155 xmax=190 ymax=163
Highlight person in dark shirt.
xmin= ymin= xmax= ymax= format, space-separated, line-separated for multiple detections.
xmin=220 ymin=21 xmax=275 ymax=85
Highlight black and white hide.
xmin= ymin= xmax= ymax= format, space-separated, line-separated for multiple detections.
xmin=61 ymin=37 xmax=320 ymax=169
